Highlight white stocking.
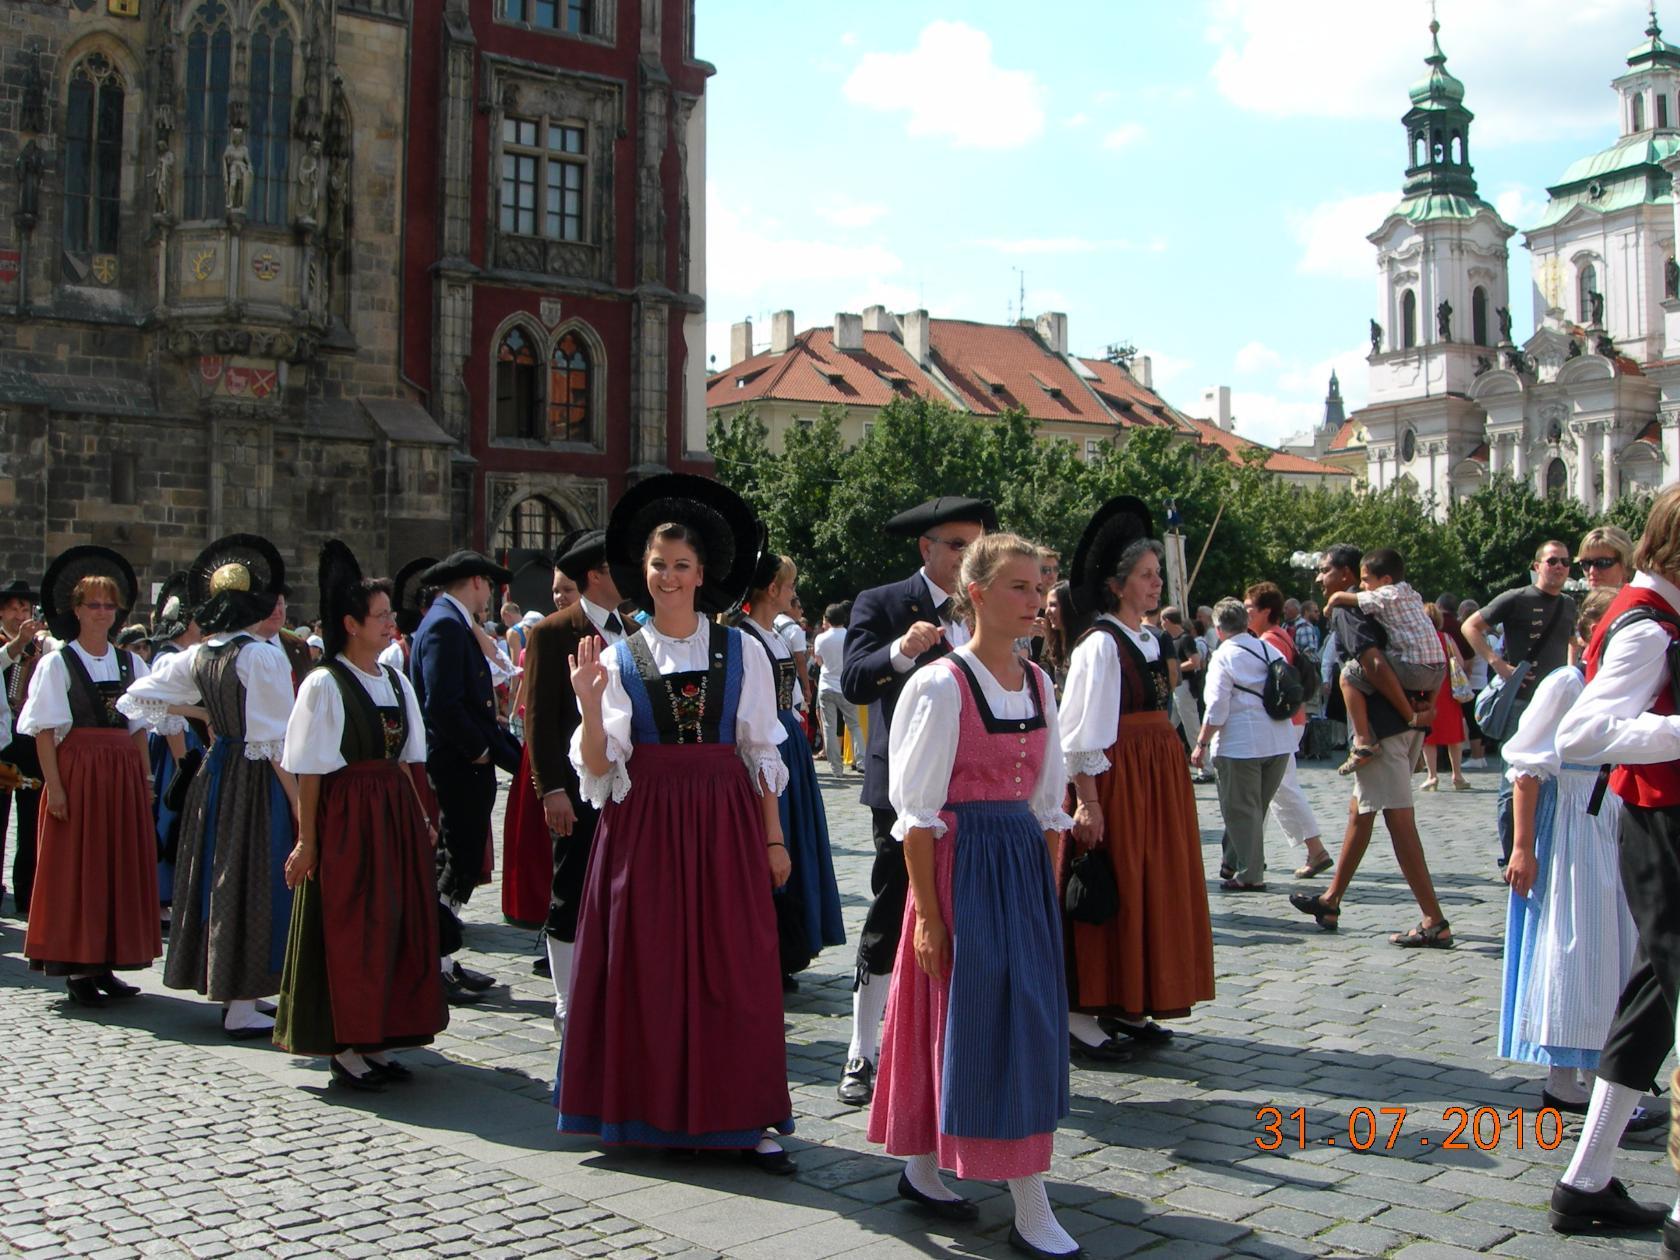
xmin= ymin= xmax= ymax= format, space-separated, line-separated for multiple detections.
xmin=1561 ymin=1077 xmax=1641 ymax=1192
xmin=547 ymin=937 xmax=573 ymax=1017
xmin=224 ymin=999 xmax=273 ymax=1031
xmin=334 ymin=1049 xmax=372 ymax=1076
xmin=847 ymin=976 xmax=890 ymax=1064
xmin=1068 ymin=1012 xmax=1107 ymax=1048
xmin=1008 ymin=1174 xmax=1078 ymax=1255
xmin=904 ymin=1153 xmax=961 ymax=1202
xmin=1546 ymin=1066 xmax=1586 ymax=1103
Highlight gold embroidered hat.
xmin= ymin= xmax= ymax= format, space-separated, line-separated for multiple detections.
xmin=189 ymin=533 xmax=287 ymax=634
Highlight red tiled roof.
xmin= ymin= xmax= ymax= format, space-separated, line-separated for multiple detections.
xmin=1075 ymin=358 xmax=1184 ymax=429
xmin=1328 ymin=419 xmax=1365 ymax=451
xmin=928 ymin=320 xmax=1115 ymax=425
xmin=1179 ymin=417 xmax=1353 ymax=478
xmin=705 ymin=329 xmax=945 ymax=410
xmin=1636 ymin=419 xmax=1662 ymax=444
xmin=1467 ymin=442 xmax=1489 ymax=462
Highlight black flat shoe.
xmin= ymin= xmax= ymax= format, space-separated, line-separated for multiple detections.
xmin=366 ymin=1057 xmax=413 ymax=1083
xmin=896 ymin=1171 xmax=979 ymax=1220
xmin=449 ymin=962 xmax=496 ymax=992
xmin=1069 ymin=1035 xmax=1132 ymax=1064
xmin=532 ymin=955 xmax=551 ymax=978
xmin=65 ymin=977 xmax=106 ymax=1007
xmin=837 ymin=1056 xmax=874 ymax=1106
xmin=441 ymin=971 xmax=483 ymax=1005
xmin=1549 ymin=1177 xmax=1667 ymax=1233
xmin=740 ymin=1146 xmax=797 ymax=1176
xmin=223 ymin=1022 xmax=274 ymax=1042
xmin=1540 ymin=1088 xmax=1589 ymax=1116
xmin=1100 ymin=1017 xmax=1173 ymax=1045
xmin=94 ymin=972 xmax=140 ymax=999
xmin=1008 ymin=1224 xmax=1082 ymax=1258
xmin=781 ymin=973 xmax=799 ymax=994
xmin=329 ymin=1058 xmax=385 ymax=1092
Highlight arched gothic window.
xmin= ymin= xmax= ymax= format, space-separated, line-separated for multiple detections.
xmin=1578 ymin=263 xmax=1599 ymax=324
xmin=184 ymin=0 xmax=233 ymax=219
xmin=1401 ymin=290 xmax=1418 ymax=349
xmin=548 ymin=331 xmax=591 ymax=442
xmin=1472 ymin=286 xmax=1489 ymax=346
xmin=496 ymin=327 xmax=542 ymax=439
xmin=248 ymin=1 xmax=294 ymax=225
xmin=63 ymin=54 xmax=125 ymax=260
xmin=494 ymin=497 xmax=571 ymax=554
xmin=1546 ymin=458 xmax=1568 ymax=499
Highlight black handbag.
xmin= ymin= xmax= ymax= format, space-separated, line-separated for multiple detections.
xmin=161 ymin=746 xmax=203 ymax=815
xmin=774 ymin=890 xmax=814 ymax=977
xmin=1065 ymin=848 xmax=1119 ymax=925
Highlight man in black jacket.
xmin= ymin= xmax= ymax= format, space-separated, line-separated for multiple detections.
xmin=835 ymin=495 xmax=994 ymax=1105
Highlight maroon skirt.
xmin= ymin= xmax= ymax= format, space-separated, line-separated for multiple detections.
xmin=557 ymin=743 xmax=792 ymax=1147
xmin=25 ymin=727 xmax=161 ymax=974
xmin=502 ymin=742 xmax=552 ymax=926
xmin=274 ymin=761 xmax=446 ymax=1055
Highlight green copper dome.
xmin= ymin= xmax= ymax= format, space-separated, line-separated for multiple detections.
xmin=1409 ymin=21 xmax=1466 ymax=108
xmin=1628 ymin=7 xmax=1680 ymax=67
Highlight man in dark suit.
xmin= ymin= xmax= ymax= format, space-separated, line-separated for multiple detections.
xmin=411 ymin=550 xmax=523 ymax=1002
xmin=0 ymin=580 xmax=45 ymax=918
xmin=836 ymin=495 xmax=994 ymax=1105
xmin=521 ymin=530 xmax=627 ymax=1033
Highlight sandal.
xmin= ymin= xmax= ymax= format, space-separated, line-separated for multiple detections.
xmin=1288 ymin=891 xmax=1339 ymax=931
xmin=1219 ymin=878 xmax=1267 ymax=893
xmin=1452 ymin=778 xmax=1473 ymax=791
xmin=1420 ymin=779 xmax=1439 ymax=792
xmin=1390 ymin=919 xmax=1453 ymax=949
xmin=1293 ymin=854 xmax=1333 ymax=880
xmin=1336 ymin=745 xmax=1377 ymax=775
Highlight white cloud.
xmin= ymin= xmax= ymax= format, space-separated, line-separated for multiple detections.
xmin=1493 ymin=184 xmax=1548 ymax=233
xmin=839 ymin=31 xmax=858 ymax=47
xmin=972 ymin=236 xmax=1129 ymax=255
xmin=1226 ymin=392 xmax=1322 ymax=447
xmin=1290 ymin=191 xmax=1395 ymax=280
xmin=1101 ymin=122 xmax=1147 ymax=150
xmin=816 ymin=200 xmax=889 ymax=229
xmin=1207 ymin=0 xmax=1630 ymax=146
xmin=1063 ymin=112 xmax=1091 ymax=129
xmin=843 ymin=21 xmax=1047 ymax=149
xmin=1234 ymin=340 xmax=1283 ymax=374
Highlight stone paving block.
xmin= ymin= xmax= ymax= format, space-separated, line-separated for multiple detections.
xmin=1372 ymin=1204 xmax=1515 ymax=1250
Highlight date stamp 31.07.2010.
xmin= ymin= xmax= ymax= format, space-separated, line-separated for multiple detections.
xmin=1255 ymin=1105 xmax=1566 ymax=1153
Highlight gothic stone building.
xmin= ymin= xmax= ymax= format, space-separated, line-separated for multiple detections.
xmin=403 ymin=0 xmax=713 ymax=608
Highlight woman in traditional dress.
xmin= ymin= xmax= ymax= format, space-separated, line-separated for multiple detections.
xmin=120 ymin=534 xmax=299 ymax=1038
xmin=147 ymin=571 xmax=204 ymax=931
xmin=737 ymin=547 xmax=845 ymax=989
xmin=1059 ymin=497 xmax=1213 ymax=1052
xmin=558 ymin=473 xmax=796 ymax=1172
xmin=20 ymin=547 xmax=160 ymax=1005
xmin=1499 ymin=586 xmax=1645 ymax=1117
xmin=868 ymin=533 xmax=1077 ymax=1259
xmin=273 ymin=542 xmax=447 ymax=1091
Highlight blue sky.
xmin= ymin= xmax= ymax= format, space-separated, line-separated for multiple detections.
xmin=702 ymin=0 xmax=1658 ymax=446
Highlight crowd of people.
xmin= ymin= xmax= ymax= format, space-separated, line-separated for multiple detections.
xmin=2 ymin=477 xmax=1679 ymax=1260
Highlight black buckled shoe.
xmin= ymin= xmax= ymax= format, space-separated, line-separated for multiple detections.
xmin=329 ymin=1057 xmax=385 ymax=1092
xmin=94 ymin=972 xmax=141 ymax=999
xmin=65 ymin=977 xmax=106 ymax=1007
xmin=1069 ymin=1035 xmax=1132 ymax=1065
xmin=1549 ymin=1178 xmax=1668 ymax=1233
xmin=897 ymin=1171 xmax=979 ymax=1221
xmin=448 ymin=962 xmax=496 ymax=992
xmin=367 ymin=1057 xmax=413 ymax=1083
xmin=837 ymin=1056 xmax=874 ymax=1106
xmin=441 ymin=969 xmax=484 ymax=1005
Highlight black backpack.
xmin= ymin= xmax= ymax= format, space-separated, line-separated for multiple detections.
xmin=1234 ymin=640 xmax=1304 ymax=720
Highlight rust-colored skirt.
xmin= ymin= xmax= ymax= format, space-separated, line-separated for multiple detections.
xmin=1058 ymin=710 xmax=1213 ymax=1019
xmin=25 ymin=728 xmax=161 ymax=974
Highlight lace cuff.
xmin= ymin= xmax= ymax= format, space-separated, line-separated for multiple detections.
xmin=1036 ymin=806 xmax=1076 ymax=833
xmin=244 ymin=740 xmax=285 ymax=762
xmin=744 ymin=750 xmax=789 ymax=798
xmin=890 ymin=811 xmax=948 ymax=841
xmin=116 ymin=695 xmax=184 ymax=734
xmin=578 ymin=761 xmax=631 ymax=809
xmin=1504 ymin=762 xmax=1552 ymax=786
xmin=1066 ymin=750 xmax=1111 ymax=778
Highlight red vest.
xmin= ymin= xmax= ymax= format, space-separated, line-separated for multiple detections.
xmin=1582 ymin=582 xmax=1680 ymax=809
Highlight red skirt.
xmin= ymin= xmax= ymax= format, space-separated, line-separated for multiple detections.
xmin=501 ymin=742 xmax=552 ymax=926
xmin=25 ymin=727 xmax=161 ymax=973
xmin=557 ymin=743 xmax=792 ymax=1147
xmin=1425 ymin=672 xmax=1467 ymax=747
xmin=274 ymin=761 xmax=446 ymax=1054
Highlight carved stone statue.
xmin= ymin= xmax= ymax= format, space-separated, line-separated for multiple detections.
xmin=1589 ymin=289 xmax=1605 ymax=327
xmin=222 ymin=126 xmax=252 ymax=215
xmin=20 ymin=46 xmax=46 ymax=134
xmin=1369 ymin=318 xmax=1383 ymax=355
xmin=296 ymin=139 xmax=322 ymax=220
xmin=1568 ymin=339 xmax=1583 ymax=359
xmin=1496 ymin=305 xmax=1513 ymax=343
xmin=14 ymin=140 xmax=43 ymax=229
xmin=325 ymin=156 xmax=349 ymax=245
xmin=1667 ymin=257 xmax=1680 ymax=300
xmin=149 ymin=137 xmax=175 ymax=217
xmin=1474 ymin=355 xmax=1492 ymax=377
xmin=1436 ymin=299 xmax=1453 ymax=342
xmin=1596 ymin=333 xmax=1616 ymax=358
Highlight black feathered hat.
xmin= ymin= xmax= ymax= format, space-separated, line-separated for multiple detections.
xmin=1070 ymin=495 xmax=1154 ymax=616
xmin=420 ymin=550 xmax=512 ymax=590
xmin=150 ymin=569 xmax=194 ymax=643
xmin=317 ymin=540 xmax=363 ymax=660
xmin=554 ymin=529 xmax=607 ymax=584
xmin=884 ymin=495 xmax=997 ymax=538
xmin=40 ymin=545 xmax=139 ymax=641
xmin=189 ymin=534 xmax=287 ymax=634
xmin=605 ymin=473 xmax=760 ymax=615
xmin=392 ymin=555 xmax=436 ymax=637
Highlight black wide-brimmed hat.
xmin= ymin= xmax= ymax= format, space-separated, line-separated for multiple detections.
xmin=150 ymin=569 xmax=194 ymax=642
xmin=884 ymin=495 xmax=997 ymax=538
xmin=0 ymin=578 xmax=38 ymax=605
xmin=40 ymin=545 xmax=139 ymax=641
xmin=392 ymin=555 xmax=436 ymax=637
xmin=317 ymin=539 xmax=363 ymax=659
xmin=420 ymin=550 xmax=512 ymax=590
xmin=606 ymin=473 xmax=760 ymax=615
xmin=189 ymin=534 xmax=288 ymax=634
xmin=1070 ymin=495 xmax=1154 ymax=616
xmin=554 ymin=529 xmax=607 ymax=583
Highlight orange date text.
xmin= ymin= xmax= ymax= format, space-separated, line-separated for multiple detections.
xmin=1254 ymin=1105 xmax=1564 ymax=1152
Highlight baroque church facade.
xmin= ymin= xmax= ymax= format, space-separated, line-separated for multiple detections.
xmin=0 ymin=0 xmax=710 ymax=617
xmin=1346 ymin=12 xmax=1680 ymax=518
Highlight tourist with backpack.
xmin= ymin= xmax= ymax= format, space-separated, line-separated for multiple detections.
xmin=1191 ymin=597 xmax=1300 ymax=892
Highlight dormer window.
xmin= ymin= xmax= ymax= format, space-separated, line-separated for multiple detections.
xmin=973 ymin=365 xmax=1006 ymax=394
xmin=1029 ymin=371 xmax=1064 ymax=398
xmin=1634 ymin=93 xmax=1647 ymax=132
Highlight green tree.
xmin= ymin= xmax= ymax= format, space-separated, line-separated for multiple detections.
xmin=1599 ymin=489 xmax=1654 ymax=542
xmin=1446 ymin=475 xmax=1591 ymax=601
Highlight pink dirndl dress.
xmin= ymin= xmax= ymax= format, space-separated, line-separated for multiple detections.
xmin=867 ymin=654 xmax=1069 ymax=1180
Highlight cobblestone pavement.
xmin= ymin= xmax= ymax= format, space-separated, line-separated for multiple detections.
xmin=1 ymin=753 xmax=1674 ymax=1259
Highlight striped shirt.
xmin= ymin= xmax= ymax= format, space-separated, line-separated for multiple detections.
xmin=1354 ymin=581 xmax=1446 ymax=667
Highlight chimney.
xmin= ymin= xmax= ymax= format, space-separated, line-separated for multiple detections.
xmin=1202 ymin=385 xmax=1233 ymax=431
xmin=834 ymin=312 xmax=863 ymax=352
xmin=862 ymin=304 xmax=893 ymax=332
xmin=1034 ymin=311 xmax=1068 ymax=355
xmin=1134 ymin=354 xmax=1153 ymax=390
xmin=769 ymin=309 xmax=795 ymax=354
xmin=730 ymin=319 xmax=753 ymax=366
xmin=902 ymin=309 xmax=930 ymax=366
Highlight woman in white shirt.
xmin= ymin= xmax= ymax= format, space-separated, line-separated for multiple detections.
xmin=1191 ymin=598 xmax=1301 ymax=891
xmin=557 ymin=473 xmax=797 ymax=1172
xmin=19 ymin=546 xmax=159 ymax=1006
xmin=120 ymin=534 xmax=299 ymax=1039
xmin=273 ymin=542 xmax=445 ymax=1091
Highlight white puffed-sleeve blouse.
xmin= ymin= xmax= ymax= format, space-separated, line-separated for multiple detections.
xmin=1503 ymin=665 xmax=1585 ymax=784
xmin=886 ymin=646 xmax=1074 ymax=841
xmin=19 ymin=641 xmax=151 ymax=740
xmin=117 ymin=632 xmax=294 ymax=761
xmin=569 ymin=620 xmax=787 ymax=808
xmin=282 ymin=656 xmax=427 ymax=775
xmin=1060 ymin=614 xmax=1160 ymax=778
